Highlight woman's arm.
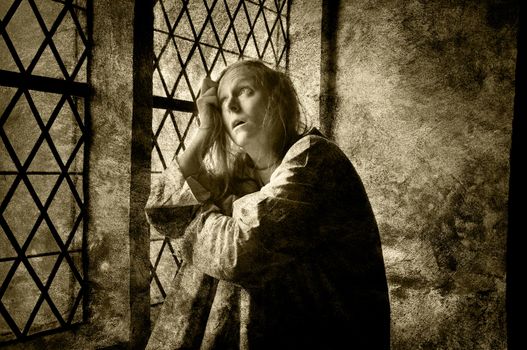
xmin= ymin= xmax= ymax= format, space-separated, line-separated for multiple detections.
xmin=183 ymin=135 xmax=341 ymax=286
xmin=145 ymin=78 xmax=222 ymax=237
xmin=177 ymin=77 xmax=219 ymax=182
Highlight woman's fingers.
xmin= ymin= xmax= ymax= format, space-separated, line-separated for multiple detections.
xmin=201 ymin=86 xmax=218 ymax=98
xmin=200 ymin=77 xmax=218 ymax=94
xmin=196 ymin=77 xmax=221 ymax=128
xmin=197 ymin=90 xmax=220 ymax=128
xmin=197 ymin=86 xmax=218 ymax=108
xmin=198 ymin=94 xmax=218 ymax=107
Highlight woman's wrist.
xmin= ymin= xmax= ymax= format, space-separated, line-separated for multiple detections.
xmin=195 ymin=126 xmax=214 ymax=138
xmin=178 ymin=129 xmax=210 ymax=178
xmin=192 ymin=126 xmax=214 ymax=159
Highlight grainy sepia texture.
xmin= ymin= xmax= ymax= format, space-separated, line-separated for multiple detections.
xmin=0 ymin=0 xmax=517 ymax=349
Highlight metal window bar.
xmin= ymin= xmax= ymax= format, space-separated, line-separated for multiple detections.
xmin=149 ymin=0 xmax=290 ymax=309
xmin=0 ymin=0 xmax=90 ymax=344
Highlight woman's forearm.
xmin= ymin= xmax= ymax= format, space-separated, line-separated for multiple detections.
xmin=176 ymin=128 xmax=213 ymax=179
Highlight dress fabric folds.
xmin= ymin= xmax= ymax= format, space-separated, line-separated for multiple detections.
xmin=145 ymin=128 xmax=391 ymax=350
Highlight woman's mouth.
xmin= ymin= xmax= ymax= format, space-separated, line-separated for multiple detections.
xmin=231 ymin=119 xmax=245 ymax=130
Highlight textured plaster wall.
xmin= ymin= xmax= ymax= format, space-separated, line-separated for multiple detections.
xmin=331 ymin=0 xmax=517 ymax=349
xmin=84 ymin=0 xmax=134 ymax=347
xmin=289 ymin=0 xmax=322 ymax=128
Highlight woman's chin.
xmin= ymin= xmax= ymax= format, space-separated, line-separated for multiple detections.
xmin=232 ymin=137 xmax=249 ymax=149
xmin=230 ymin=130 xmax=251 ymax=148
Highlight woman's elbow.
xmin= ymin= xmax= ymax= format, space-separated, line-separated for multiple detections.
xmin=215 ymin=249 xmax=284 ymax=286
xmin=196 ymin=250 xmax=259 ymax=284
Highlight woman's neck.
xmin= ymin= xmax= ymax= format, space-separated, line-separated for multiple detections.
xmin=243 ymin=145 xmax=279 ymax=185
xmin=244 ymin=144 xmax=278 ymax=170
xmin=256 ymin=165 xmax=277 ymax=185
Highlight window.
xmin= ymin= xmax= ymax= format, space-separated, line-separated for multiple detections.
xmin=0 ymin=0 xmax=89 ymax=344
xmin=149 ymin=0 xmax=290 ymax=310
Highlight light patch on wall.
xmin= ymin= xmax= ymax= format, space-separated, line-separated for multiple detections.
xmin=100 ymin=261 xmax=110 ymax=272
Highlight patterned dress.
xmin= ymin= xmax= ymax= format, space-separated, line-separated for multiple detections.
xmin=145 ymin=128 xmax=390 ymax=349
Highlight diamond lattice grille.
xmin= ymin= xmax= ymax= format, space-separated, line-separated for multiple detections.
xmin=0 ymin=0 xmax=89 ymax=343
xmin=150 ymin=0 xmax=290 ymax=306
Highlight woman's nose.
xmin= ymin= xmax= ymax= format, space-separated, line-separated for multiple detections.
xmin=227 ymin=96 xmax=240 ymax=113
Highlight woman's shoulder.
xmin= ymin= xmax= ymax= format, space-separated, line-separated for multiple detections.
xmin=283 ymin=128 xmax=347 ymax=164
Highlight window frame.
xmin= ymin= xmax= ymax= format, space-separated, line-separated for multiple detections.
xmin=0 ymin=0 xmax=91 ymax=345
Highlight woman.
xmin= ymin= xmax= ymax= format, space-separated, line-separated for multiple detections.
xmin=145 ymin=60 xmax=390 ymax=349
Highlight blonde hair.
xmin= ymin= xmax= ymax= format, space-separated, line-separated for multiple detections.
xmin=201 ymin=60 xmax=307 ymax=197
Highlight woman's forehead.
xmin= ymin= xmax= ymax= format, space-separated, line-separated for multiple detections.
xmin=219 ymin=66 xmax=258 ymax=89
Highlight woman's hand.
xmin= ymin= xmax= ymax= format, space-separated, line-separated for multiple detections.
xmin=196 ymin=77 xmax=220 ymax=129
xmin=176 ymin=77 xmax=221 ymax=181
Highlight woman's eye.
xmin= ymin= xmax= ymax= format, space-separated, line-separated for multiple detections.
xmin=239 ymin=87 xmax=253 ymax=95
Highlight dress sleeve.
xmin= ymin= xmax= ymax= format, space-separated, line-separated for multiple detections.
xmin=185 ymin=135 xmax=340 ymax=286
xmin=145 ymin=158 xmax=213 ymax=238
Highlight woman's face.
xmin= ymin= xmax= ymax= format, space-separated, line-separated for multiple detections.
xmin=217 ymin=67 xmax=278 ymax=153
